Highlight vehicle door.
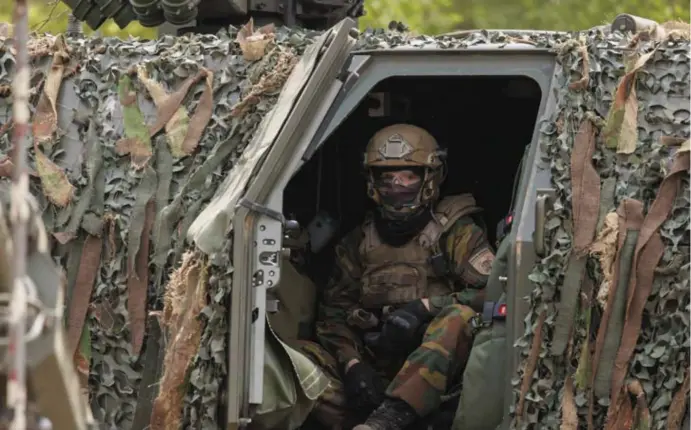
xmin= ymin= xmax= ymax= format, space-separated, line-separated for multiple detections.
xmin=185 ymin=17 xmax=358 ymax=428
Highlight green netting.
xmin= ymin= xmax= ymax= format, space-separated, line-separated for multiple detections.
xmin=507 ymin=29 xmax=690 ymax=429
xmin=0 ymin=20 xmax=688 ymax=430
xmin=0 ymin=26 xmax=318 ymax=429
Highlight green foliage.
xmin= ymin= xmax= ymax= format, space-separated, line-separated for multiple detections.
xmin=0 ymin=0 xmax=687 ymax=38
xmin=0 ymin=0 xmax=157 ymax=39
xmin=361 ymin=0 xmax=463 ymax=35
xmin=360 ymin=0 xmax=690 ymax=34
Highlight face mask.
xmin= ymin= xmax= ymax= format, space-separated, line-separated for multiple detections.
xmin=372 ymin=168 xmax=424 ymax=209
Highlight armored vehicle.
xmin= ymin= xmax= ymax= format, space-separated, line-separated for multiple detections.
xmin=0 ymin=11 xmax=688 ymax=430
xmin=61 ymin=0 xmax=364 ymax=36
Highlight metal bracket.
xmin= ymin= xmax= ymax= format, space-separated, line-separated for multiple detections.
xmin=267 ymin=299 xmax=280 ymax=313
xmin=237 ymin=197 xmax=285 ymax=292
xmin=247 ymin=211 xmax=283 ymax=407
xmin=238 ymin=197 xmax=286 ymax=224
xmin=253 ymin=213 xmax=283 ymax=290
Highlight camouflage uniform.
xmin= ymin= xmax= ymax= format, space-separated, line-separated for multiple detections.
xmin=300 ymin=124 xmax=496 ymax=429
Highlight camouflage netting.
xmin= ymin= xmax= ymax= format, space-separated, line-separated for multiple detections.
xmin=0 ymin=22 xmax=319 ymax=429
xmin=0 ymin=18 xmax=688 ymax=430
xmin=505 ymin=29 xmax=690 ymax=430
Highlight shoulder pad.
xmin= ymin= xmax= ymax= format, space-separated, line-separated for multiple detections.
xmin=418 ymin=194 xmax=483 ymax=249
xmin=434 ymin=194 xmax=483 ymax=233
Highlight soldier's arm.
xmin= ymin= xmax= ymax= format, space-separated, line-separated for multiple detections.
xmin=428 ymin=216 xmax=495 ymax=313
xmin=315 ymin=230 xmax=366 ymax=368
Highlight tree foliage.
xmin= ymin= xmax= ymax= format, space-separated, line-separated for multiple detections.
xmin=0 ymin=0 xmax=688 ymax=44
xmin=0 ymin=0 xmax=157 ymax=39
xmin=359 ymin=0 xmax=690 ymax=34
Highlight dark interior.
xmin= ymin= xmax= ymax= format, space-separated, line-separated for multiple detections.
xmin=283 ymin=76 xmax=543 ymax=287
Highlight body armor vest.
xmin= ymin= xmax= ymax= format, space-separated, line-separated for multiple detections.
xmin=359 ymin=194 xmax=482 ymax=308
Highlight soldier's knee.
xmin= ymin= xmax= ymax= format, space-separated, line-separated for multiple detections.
xmin=296 ymin=340 xmax=338 ymax=368
xmin=426 ymin=304 xmax=477 ymax=338
xmin=435 ymin=303 xmax=474 ymax=320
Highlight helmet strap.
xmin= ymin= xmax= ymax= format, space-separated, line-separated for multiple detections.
xmin=420 ymin=168 xmax=441 ymax=205
xmin=366 ymin=171 xmax=381 ymax=203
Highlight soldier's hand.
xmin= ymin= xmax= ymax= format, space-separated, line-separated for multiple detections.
xmin=343 ymin=361 xmax=386 ymax=413
xmin=378 ymin=299 xmax=434 ymax=353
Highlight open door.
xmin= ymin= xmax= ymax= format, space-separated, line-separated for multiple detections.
xmin=186 ymin=18 xmax=358 ymax=428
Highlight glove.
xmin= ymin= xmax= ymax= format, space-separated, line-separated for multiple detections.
xmin=378 ymin=299 xmax=434 ymax=353
xmin=343 ymin=361 xmax=386 ymax=414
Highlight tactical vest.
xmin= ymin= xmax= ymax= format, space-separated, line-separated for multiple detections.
xmin=358 ymin=194 xmax=482 ymax=308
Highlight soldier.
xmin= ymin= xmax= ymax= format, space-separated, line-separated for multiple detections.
xmin=299 ymin=123 xmax=496 ymax=430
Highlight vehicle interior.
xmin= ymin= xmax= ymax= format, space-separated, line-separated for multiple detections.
xmin=275 ymin=75 xmax=543 ymax=429
xmin=283 ymin=75 xmax=543 ymax=287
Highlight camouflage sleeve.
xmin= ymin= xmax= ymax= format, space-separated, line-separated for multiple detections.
xmin=428 ymin=216 xmax=495 ymax=313
xmin=315 ymin=229 xmax=365 ymax=367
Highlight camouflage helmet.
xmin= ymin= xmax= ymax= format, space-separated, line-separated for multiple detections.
xmin=364 ymin=123 xmax=445 ymax=169
xmin=364 ymin=124 xmax=446 ymax=218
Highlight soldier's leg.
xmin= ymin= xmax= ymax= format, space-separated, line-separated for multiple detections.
xmin=354 ymin=304 xmax=476 ymax=430
xmin=297 ymin=340 xmax=348 ymax=428
xmin=387 ymin=304 xmax=475 ymax=414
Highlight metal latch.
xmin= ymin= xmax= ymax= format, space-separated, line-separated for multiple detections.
xmin=469 ymin=314 xmax=485 ymax=334
xmin=471 ymin=300 xmax=508 ymax=333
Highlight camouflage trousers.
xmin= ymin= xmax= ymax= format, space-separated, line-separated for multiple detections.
xmin=298 ymin=304 xmax=476 ymax=428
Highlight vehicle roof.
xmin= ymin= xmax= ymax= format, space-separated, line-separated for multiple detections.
xmin=352 ymin=44 xmax=555 ymax=54
xmin=352 ymin=27 xmax=579 ymax=54
xmin=440 ymin=29 xmax=571 ymax=37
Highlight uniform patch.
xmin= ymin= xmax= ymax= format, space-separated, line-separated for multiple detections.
xmin=468 ymin=248 xmax=495 ymax=275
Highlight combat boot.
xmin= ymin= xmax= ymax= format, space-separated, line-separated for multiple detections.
xmin=353 ymin=398 xmax=418 ymax=430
